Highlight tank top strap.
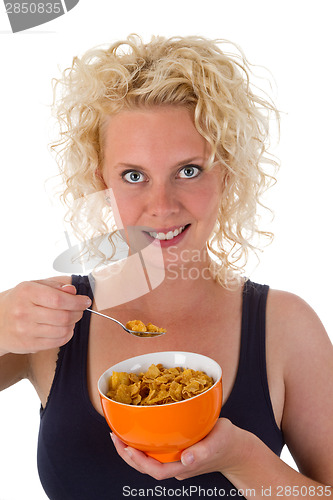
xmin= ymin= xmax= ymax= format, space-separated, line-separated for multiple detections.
xmin=69 ymin=274 xmax=94 ymax=386
xmin=40 ymin=274 xmax=96 ymax=420
xmin=71 ymin=274 xmax=94 ymax=299
xmin=238 ymin=279 xmax=271 ymax=407
xmin=240 ymin=279 xmax=269 ymax=367
xmin=221 ymin=279 xmax=283 ymax=453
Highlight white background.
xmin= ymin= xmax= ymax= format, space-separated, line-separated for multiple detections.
xmin=0 ymin=0 xmax=332 ymax=498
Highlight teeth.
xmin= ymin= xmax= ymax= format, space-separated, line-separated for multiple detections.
xmin=149 ymin=226 xmax=186 ymax=241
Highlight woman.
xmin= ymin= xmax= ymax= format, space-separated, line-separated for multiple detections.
xmin=0 ymin=35 xmax=332 ymax=499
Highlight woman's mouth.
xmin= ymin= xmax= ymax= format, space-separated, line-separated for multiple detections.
xmin=145 ymin=224 xmax=190 ymax=245
xmin=148 ymin=225 xmax=186 ymax=241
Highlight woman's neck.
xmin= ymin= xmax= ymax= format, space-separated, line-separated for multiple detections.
xmin=125 ymin=268 xmax=224 ymax=319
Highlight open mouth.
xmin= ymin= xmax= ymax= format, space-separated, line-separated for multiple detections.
xmin=147 ymin=224 xmax=190 ymax=241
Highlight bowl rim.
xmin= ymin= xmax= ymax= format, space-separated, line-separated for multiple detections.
xmin=98 ymin=351 xmax=222 ymax=408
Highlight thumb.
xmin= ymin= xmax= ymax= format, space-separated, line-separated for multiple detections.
xmin=181 ymin=449 xmax=195 ymax=466
xmin=60 ymin=283 xmax=92 ymax=308
xmin=33 ymin=279 xmax=77 ymax=293
xmin=60 ymin=284 xmax=77 ymax=295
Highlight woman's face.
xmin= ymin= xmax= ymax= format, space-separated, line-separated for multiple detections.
xmin=102 ymin=106 xmax=222 ymax=268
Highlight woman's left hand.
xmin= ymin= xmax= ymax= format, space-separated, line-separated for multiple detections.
xmin=111 ymin=418 xmax=253 ymax=481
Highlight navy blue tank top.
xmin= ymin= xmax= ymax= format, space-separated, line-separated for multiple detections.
xmin=37 ymin=276 xmax=284 ymax=499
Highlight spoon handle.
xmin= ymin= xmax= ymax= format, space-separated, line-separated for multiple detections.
xmin=86 ymin=308 xmax=125 ymax=329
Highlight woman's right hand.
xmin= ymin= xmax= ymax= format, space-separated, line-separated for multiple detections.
xmin=0 ymin=279 xmax=92 ymax=355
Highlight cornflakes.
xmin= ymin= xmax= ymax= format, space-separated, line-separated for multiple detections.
xmin=106 ymin=363 xmax=214 ymax=405
xmin=126 ymin=320 xmax=166 ymax=333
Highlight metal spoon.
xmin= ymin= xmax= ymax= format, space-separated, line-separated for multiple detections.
xmin=86 ymin=308 xmax=166 ymax=338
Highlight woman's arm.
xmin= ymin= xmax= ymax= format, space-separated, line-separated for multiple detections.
xmin=111 ymin=291 xmax=333 ymax=498
xmin=0 ymin=352 xmax=29 ymax=391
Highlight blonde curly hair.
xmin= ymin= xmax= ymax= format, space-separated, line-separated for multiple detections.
xmin=52 ymin=34 xmax=279 ymax=286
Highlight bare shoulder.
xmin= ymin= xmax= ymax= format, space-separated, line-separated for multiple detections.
xmin=267 ymin=287 xmax=320 ymax=320
xmin=267 ymin=289 xmax=333 ymax=482
xmin=266 ymin=288 xmax=331 ymax=356
xmin=265 ymin=288 xmax=332 ymax=389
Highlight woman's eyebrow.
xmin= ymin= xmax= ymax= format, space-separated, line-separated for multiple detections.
xmin=114 ymin=162 xmax=144 ymax=171
xmin=113 ymin=156 xmax=207 ymax=171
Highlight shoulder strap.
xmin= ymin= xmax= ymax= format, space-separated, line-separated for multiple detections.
xmin=238 ymin=280 xmax=270 ymax=399
xmin=72 ymin=274 xmax=93 ymax=300
xmin=221 ymin=280 xmax=283 ymax=453
xmin=40 ymin=274 xmax=94 ymax=418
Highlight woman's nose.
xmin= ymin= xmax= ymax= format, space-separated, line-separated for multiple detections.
xmin=147 ymin=182 xmax=180 ymax=218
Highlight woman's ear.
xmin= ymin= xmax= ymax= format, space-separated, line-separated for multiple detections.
xmin=95 ymin=167 xmax=107 ymax=187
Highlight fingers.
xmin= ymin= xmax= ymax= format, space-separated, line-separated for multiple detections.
xmin=60 ymin=284 xmax=77 ymax=295
xmin=33 ymin=305 xmax=84 ymax=328
xmin=12 ymin=282 xmax=90 ymax=331
xmin=110 ymin=433 xmax=139 ymax=469
xmin=28 ymin=281 xmax=91 ymax=310
xmin=22 ymin=329 xmax=76 ymax=352
xmin=110 ymin=433 xmax=187 ymax=480
xmin=1 ymin=279 xmax=92 ymax=354
xmin=176 ymin=419 xmax=238 ymax=480
xmin=109 ymin=419 xmax=238 ymax=482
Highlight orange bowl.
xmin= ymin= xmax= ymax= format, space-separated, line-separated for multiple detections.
xmin=98 ymin=351 xmax=222 ymax=463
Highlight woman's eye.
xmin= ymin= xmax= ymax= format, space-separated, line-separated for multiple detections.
xmin=122 ymin=170 xmax=145 ymax=183
xmin=178 ymin=165 xmax=202 ymax=179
